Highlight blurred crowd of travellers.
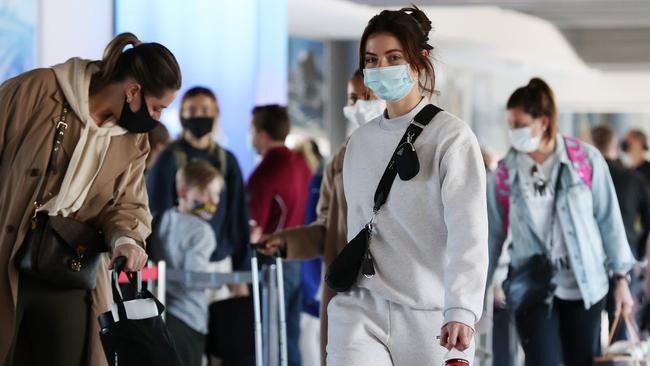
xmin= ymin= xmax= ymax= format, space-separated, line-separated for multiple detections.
xmin=4 ymin=4 xmax=650 ymax=366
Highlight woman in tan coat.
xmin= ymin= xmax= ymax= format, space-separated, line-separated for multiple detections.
xmin=258 ymin=70 xmax=382 ymax=365
xmin=0 ymin=33 xmax=181 ymax=366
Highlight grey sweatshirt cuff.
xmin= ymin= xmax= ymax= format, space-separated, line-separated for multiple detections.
xmin=443 ymin=308 xmax=477 ymax=330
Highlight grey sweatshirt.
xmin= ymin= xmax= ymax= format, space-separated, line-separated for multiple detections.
xmin=152 ymin=209 xmax=216 ymax=334
xmin=343 ymin=98 xmax=489 ymax=328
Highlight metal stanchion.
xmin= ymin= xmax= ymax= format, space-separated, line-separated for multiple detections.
xmin=248 ymin=246 xmax=289 ymax=366
xmin=269 ymin=264 xmax=279 ymax=366
xmin=275 ymin=255 xmax=288 ymax=366
xmin=262 ymin=273 xmax=270 ymax=366
xmin=251 ymin=255 xmax=264 ymax=366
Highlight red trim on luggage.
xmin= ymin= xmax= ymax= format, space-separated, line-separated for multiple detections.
xmin=118 ymin=266 xmax=158 ymax=283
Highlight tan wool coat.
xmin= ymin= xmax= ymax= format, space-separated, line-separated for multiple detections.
xmin=0 ymin=68 xmax=152 ymax=366
xmin=277 ymin=143 xmax=348 ymax=365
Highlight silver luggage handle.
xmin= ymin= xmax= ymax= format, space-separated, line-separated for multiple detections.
xmin=251 ymin=247 xmax=289 ymax=366
xmin=251 ymin=254 xmax=264 ymax=366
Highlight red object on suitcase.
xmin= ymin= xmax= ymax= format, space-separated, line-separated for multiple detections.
xmin=118 ymin=266 xmax=158 ymax=283
xmin=446 ymin=359 xmax=470 ymax=366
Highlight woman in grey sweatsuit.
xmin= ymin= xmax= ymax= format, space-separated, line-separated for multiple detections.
xmin=327 ymin=6 xmax=489 ymax=366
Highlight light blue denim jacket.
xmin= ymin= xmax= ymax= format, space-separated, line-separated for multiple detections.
xmin=487 ymin=136 xmax=635 ymax=309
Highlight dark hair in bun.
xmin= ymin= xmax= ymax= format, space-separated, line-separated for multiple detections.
xmin=507 ymin=77 xmax=558 ymax=141
xmin=359 ymin=5 xmax=435 ymax=95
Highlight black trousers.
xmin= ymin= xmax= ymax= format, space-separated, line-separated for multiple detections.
xmin=6 ymin=274 xmax=90 ymax=366
xmin=515 ymin=297 xmax=605 ymax=366
xmin=166 ymin=314 xmax=206 ymax=366
xmin=493 ymin=307 xmax=516 ymax=366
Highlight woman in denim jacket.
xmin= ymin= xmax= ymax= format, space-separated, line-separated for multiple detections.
xmin=487 ymin=78 xmax=636 ymax=366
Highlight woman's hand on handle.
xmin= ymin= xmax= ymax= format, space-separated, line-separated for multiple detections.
xmin=228 ymin=283 xmax=250 ymax=298
xmin=109 ymin=243 xmax=148 ymax=272
xmin=256 ymin=234 xmax=286 ymax=257
xmin=440 ymin=322 xmax=474 ymax=351
xmin=250 ymin=225 xmax=263 ymax=245
xmin=615 ymin=277 xmax=635 ymax=316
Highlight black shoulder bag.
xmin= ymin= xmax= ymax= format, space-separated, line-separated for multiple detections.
xmin=14 ymin=102 xmax=109 ymax=290
xmin=325 ymin=104 xmax=442 ymax=292
xmin=501 ymin=164 xmax=564 ymax=315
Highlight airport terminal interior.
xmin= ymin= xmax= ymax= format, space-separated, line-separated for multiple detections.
xmin=3 ymin=1 xmax=650 ymax=365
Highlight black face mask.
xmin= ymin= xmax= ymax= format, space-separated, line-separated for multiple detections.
xmin=621 ymin=141 xmax=630 ymax=153
xmin=118 ymin=95 xmax=158 ymax=134
xmin=181 ymin=117 xmax=214 ymax=139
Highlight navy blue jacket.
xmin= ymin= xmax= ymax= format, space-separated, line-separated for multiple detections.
xmin=146 ymin=139 xmax=251 ymax=269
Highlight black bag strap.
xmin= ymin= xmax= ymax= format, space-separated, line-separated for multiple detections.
xmin=111 ymin=257 xmax=165 ymax=320
xmin=543 ymin=163 xmax=564 ymax=255
xmin=114 ymin=286 xmax=165 ymax=321
xmin=372 ymin=104 xmax=442 ymax=212
xmin=512 ymin=160 xmax=564 ymax=256
xmin=32 ymin=101 xmax=69 ymax=216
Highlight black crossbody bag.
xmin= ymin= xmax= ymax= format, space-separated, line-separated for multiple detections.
xmin=325 ymin=104 xmax=442 ymax=293
xmin=502 ymin=164 xmax=564 ymax=315
xmin=14 ymin=102 xmax=109 ymax=290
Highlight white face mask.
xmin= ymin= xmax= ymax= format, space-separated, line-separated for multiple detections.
xmin=508 ymin=126 xmax=541 ymax=153
xmin=621 ymin=152 xmax=633 ymax=168
xmin=343 ymin=99 xmax=385 ymax=128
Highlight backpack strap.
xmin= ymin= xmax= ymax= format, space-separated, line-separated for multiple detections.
xmin=169 ymin=140 xmax=228 ymax=177
xmin=563 ymin=136 xmax=593 ymax=189
xmin=212 ymin=144 xmax=228 ymax=178
xmin=169 ymin=141 xmax=188 ymax=170
xmin=495 ymin=160 xmax=511 ymax=233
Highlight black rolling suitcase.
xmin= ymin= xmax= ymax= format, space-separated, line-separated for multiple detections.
xmin=206 ymin=296 xmax=256 ymax=366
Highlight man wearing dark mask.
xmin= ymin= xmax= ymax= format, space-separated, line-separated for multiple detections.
xmin=622 ymin=129 xmax=650 ymax=183
xmin=147 ymin=87 xmax=251 ymax=300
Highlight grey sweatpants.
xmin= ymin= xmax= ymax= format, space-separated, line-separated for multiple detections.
xmin=326 ymin=287 xmax=475 ymax=366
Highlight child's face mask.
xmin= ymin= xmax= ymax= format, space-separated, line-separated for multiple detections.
xmin=191 ymin=200 xmax=217 ymax=221
xmin=184 ymin=178 xmax=222 ymax=221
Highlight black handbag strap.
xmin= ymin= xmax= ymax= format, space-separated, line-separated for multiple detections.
xmin=543 ymin=163 xmax=564 ymax=255
xmin=372 ymin=104 xmax=442 ymax=212
xmin=113 ymin=279 xmax=165 ymax=321
xmin=33 ymin=102 xmax=70 ymax=214
xmin=111 ymin=257 xmax=165 ymax=320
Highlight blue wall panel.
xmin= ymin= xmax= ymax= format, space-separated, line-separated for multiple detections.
xmin=115 ymin=0 xmax=288 ymax=177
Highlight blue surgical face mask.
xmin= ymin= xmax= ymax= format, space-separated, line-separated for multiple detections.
xmin=363 ymin=64 xmax=415 ymax=102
